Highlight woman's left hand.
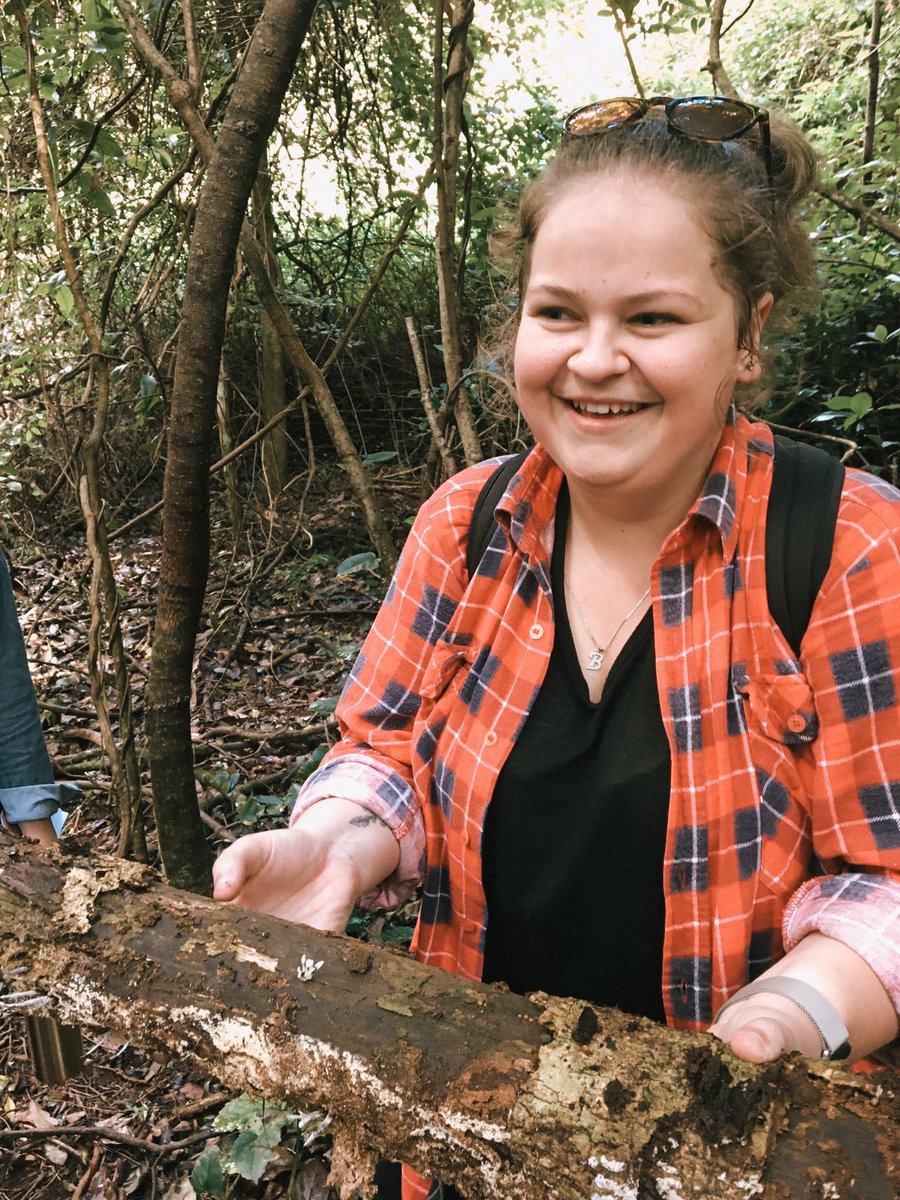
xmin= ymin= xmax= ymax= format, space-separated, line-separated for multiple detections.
xmin=707 ymin=932 xmax=898 ymax=1064
xmin=708 ymin=993 xmax=821 ymax=1062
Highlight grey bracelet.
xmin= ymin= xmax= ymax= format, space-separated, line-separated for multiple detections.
xmin=713 ymin=977 xmax=852 ymax=1061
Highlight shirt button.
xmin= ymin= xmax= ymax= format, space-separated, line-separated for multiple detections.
xmin=787 ymin=713 xmax=807 ymax=734
xmin=462 ymin=829 xmax=470 ymax=847
xmin=484 ymin=730 xmax=498 ymax=746
xmin=529 ymin=623 xmax=544 ymax=639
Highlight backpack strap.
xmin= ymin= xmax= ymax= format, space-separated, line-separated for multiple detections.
xmin=466 ymin=437 xmax=845 ymax=659
xmin=465 ymin=451 xmax=529 ymax=579
xmin=766 ymin=436 xmax=845 ymax=658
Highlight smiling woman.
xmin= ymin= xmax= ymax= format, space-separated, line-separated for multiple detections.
xmin=514 ymin=172 xmax=772 ymax=537
xmin=213 ymin=96 xmax=900 ymax=1200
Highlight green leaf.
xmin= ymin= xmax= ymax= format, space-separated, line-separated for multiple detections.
xmin=93 ymin=128 xmax=123 ymax=159
xmin=191 ymin=1148 xmax=225 ymax=1196
xmin=0 ymin=47 xmax=26 ymax=90
xmin=231 ymin=1128 xmax=280 ymax=1183
xmin=213 ymin=1094 xmax=266 ymax=1132
xmin=871 ymin=325 xmax=888 ymax=342
xmin=88 ymin=186 xmax=116 ymax=217
xmin=363 ymin=450 xmax=398 ymax=465
xmin=336 ymin=551 xmax=379 ymax=576
xmin=309 ymin=697 xmax=337 ymax=715
xmin=55 ymin=286 xmax=74 ymax=318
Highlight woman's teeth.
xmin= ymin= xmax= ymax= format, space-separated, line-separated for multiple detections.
xmin=571 ymin=400 xmax=643 ymax=415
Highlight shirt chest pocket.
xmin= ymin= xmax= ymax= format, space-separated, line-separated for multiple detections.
xmin=420 ymin=646 xmax=475 ymax=708
xmin=731 ymin=668 xmax=816 ymax=896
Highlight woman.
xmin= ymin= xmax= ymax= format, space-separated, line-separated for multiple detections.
xmin=214 ymin=97 xmax=900 ymax=1199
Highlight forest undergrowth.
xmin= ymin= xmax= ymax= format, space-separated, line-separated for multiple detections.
xmin=0 ymin=465 xmax=424 ymax=1200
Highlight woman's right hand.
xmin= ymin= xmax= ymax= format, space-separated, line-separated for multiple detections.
xmin=211 ymin=797 xmax=400 ymax=933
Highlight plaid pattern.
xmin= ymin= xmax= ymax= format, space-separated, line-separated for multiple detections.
xmin=294 ymin=417 xmax=900 ymax=1197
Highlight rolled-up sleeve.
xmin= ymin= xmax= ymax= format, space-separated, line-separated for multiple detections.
xmin=783 ymin=874 xmax=900 ymax=1011
xmin=794 ymin=473 xmax=900 ymax=1013
xmin=291 ymin=463 xmax=497 ymax=908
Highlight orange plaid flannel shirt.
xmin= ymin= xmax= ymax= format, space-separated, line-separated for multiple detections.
xmin=294 ymin=414 xmax=900 ymax=1200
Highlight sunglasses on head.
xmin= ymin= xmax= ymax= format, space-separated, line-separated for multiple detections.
xmin=562 ymin=95 xmax=773 ymax=190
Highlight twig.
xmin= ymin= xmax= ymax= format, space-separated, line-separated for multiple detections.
xmin=71 ymin=1143 xmax=102 ymax=1200
xmin=169 ymin=1092 xmax=232 ymax=1121
xmin=405 ymin=317 xmax=458 ymax=478
xmin=199 ymin=810 xmax=237 ymax=843
xmin=609 ymin=4 xmax=645 ymax=97
xmin=0 ymin=1125 xmax=214 ymax=1154
xmin=766 ymin=421 xmax=859 ymax=463
xmin=817 ymin=184 xmax=900 ymax=242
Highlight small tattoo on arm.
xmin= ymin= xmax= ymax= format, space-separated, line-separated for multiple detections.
xmin=350 ymin=813 xmax=388 ymax=829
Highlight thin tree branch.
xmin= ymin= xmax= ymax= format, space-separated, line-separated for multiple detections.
xmin=405 ymin=316 xmax=457 ymax=478
xmin=817 ymin=184 xmax=900 ymax=241
xmin=609 ymin=4 xmax=645 ymax=97
xmin=704 ymin=0 xmax=740 ymax=97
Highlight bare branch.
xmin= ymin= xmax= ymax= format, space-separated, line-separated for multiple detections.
xmin=817 ymin=184 xmax=900 ymax=242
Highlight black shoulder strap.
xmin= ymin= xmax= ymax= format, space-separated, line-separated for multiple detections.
xmin=766 ymin=435 xmax=845 ymax=657
xmin=466 ymin=438 xmax=845 ymax=658
xmin=466 ymin=451 xmax=529 ymax=579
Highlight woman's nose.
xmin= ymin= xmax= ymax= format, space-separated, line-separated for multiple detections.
xmin=568 ymin=324 xmax=629 ymax=378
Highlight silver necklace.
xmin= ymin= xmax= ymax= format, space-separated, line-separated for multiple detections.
xmin=564 ymin=577 xmax=651 ymax=671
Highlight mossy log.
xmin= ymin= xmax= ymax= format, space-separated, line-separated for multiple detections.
xmin=0 ymin=838 xmax=896 ymax=1199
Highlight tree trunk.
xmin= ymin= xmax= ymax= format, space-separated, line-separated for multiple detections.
xmin=432 ymin=0 xmax=481 ymax=467
xmin=862 ymin=0 xmax=883 ymax=184
xmin=116 ymin=0 xmax=398 ymax=568
xmin=216 ymin=362 xmax=245 ymax=537
xmin=253 ymin=154 xmax=290 ymax=500
xmin=0 ymin=841 xmax=896 ymax=1200
xmin=144 ymin=0 xmax=318 ymax=895
xmin=704 ymin=0 xmax=740 ymax=98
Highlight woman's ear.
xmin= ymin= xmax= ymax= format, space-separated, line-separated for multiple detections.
xmin=753 ymin=291 xmax=775 ymax=341
xmin=737 ymin=291 xmax=775 ymax=382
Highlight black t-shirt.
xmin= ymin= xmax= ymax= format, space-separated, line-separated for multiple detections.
xmin=481 ymin=486 xmax=672 ymax=1021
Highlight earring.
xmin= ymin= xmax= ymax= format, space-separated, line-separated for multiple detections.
xmin=745 ymin=354 xmax=756 ymax=372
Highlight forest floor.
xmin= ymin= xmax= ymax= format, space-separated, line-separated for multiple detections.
xmin=0 ymin=464 xmax=424 ymax=1200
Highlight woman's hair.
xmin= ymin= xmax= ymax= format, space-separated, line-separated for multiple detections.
xmin=483 ymin=105 xmax=819 ymax=412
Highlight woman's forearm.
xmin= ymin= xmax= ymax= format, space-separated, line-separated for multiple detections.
xmin=762 ymin=931 xmax=897 ymax=1058
xmin=711 ymin=931 xmax=898 ymax=1062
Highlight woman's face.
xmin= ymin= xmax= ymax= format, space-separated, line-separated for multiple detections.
xmin=514 ymin=170 xmax=772 ymax=518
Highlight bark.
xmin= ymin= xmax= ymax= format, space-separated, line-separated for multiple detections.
xmin=432 ymin=0 xmax=481 ymax=466
xmin=215 ymin=363 xmax=245 ymax=536
xmin=0 ymin=841 xmax=896 ymax=1200
xmin=862 ymin=0 xmax=883 ymax=182
xmin=253 ymin=153 xmax=289 ymax=499
xmin=704 ymin=0 xmax=740 ymax=98
xmin=817 ymin=184 xmax=900 ymax=242
xmin=142 ymin=0 xmax=318 ymax=895
xmin=405 ymin=317 xmax=457 ymax=478
xmin=609 ymin=4 xmax=646 ymax=97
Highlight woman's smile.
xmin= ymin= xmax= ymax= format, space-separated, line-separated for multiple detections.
xmin=565 ymin=398 xmax=650 ymax=417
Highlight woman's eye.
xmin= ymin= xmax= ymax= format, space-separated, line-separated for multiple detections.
xmin=536 ymin=306 xmax=572 ymax=321
xmin=632 ymin=311 xmax=677 ymax=326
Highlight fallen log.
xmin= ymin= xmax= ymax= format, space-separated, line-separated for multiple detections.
xmin=0 ymin=838 xmax=896 ymax=1199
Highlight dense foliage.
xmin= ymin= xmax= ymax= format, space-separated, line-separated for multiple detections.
xmin=1 ymin=0 xmax=895 ymax=532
